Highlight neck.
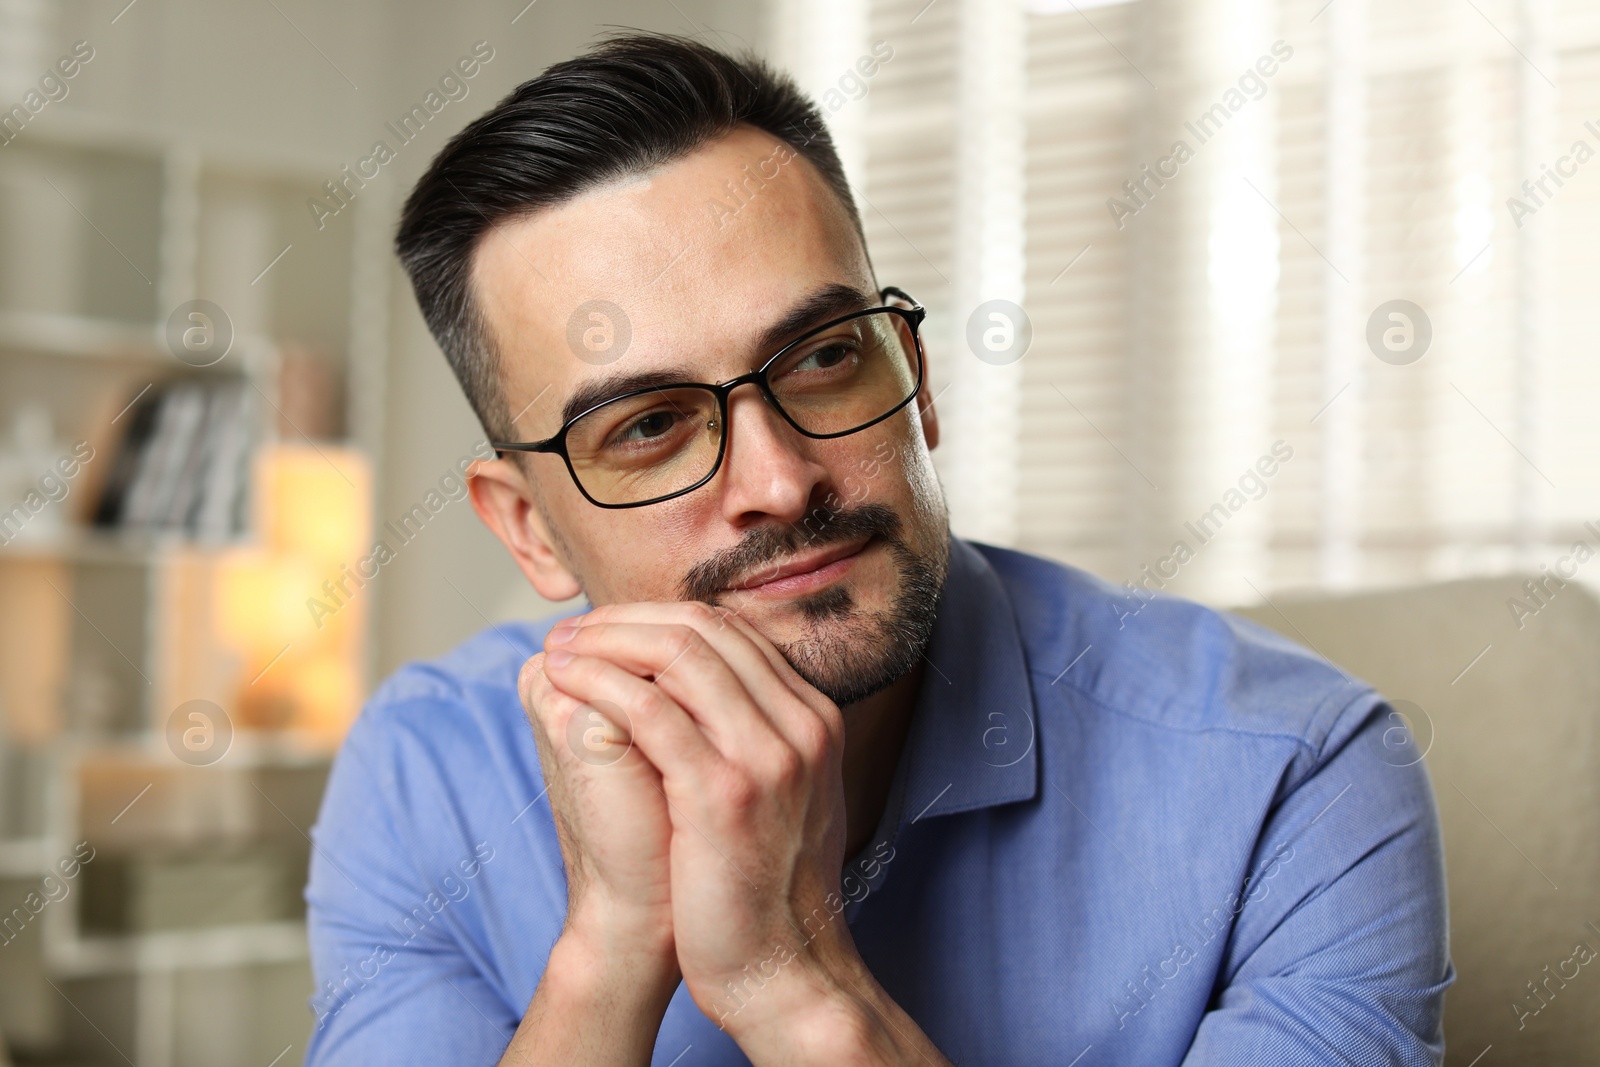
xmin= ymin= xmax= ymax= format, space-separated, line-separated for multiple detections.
xmin=839 ymin=659 xmax=925 ymax=860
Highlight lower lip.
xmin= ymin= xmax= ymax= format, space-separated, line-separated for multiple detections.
xmin=736 ymin=539 xmax=871 ymax=598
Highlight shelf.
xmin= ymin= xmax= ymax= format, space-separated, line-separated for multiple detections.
xmin=0 ymin=836 xmax=51 ymax=877
xmin=45 ymin=920 xmax=308 ymax=977
xmin=0 ymin=309 xmax=278 ymax=374
xmin=0 ymin=310 xmax=166 ymax=362
xmin=73 ymin=732 xmax=337 ymax=770
xmin=13 ymin=108 xmax=343 ymax=183
xmin=0 ymin=527 xmax=228 ymax=564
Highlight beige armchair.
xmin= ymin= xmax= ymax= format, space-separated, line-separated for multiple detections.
xmin=1235 ymin=574 xmax=1600 ymax=1063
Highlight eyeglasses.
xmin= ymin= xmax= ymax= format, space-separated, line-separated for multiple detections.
xmin=492 ymin=287 xmax=926 ymax=508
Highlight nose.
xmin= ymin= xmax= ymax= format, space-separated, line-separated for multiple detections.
xmin=714 ymin=381 xmax=830 ymax=528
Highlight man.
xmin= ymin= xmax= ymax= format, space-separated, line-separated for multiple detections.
xmin=305 ymin=33 xmax=1452 ymax=1066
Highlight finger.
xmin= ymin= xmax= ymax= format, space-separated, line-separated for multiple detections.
xmin=709 ymin=607 xmax=845 ymax=753
xmin=550 ymin=620 xmax=779 ymax=754
xmin=519 ymin=651 xmax=553 ymax=725
xmin=522 ymin=652 xmax=681 ymax=805
xmin=543 ymin=649 xmax=723 ymax=783
xmin=558 ymin=601 xmax=829 ymax=714
xmin=515 ymin=655 xmax=591 ymax=872
xmin=518 ymin=653 xmax=563 ymax=764
xmin=555 ymin=603 xmax=836 ymax=752
xmin=700 ymin=607 xmax=838 ymax=718
xmin=590 ymin=601 xmax=841 ymax=754
xmin=517 ymin=655 xmax=673 ymax=910
xmin=572 ymin=604 xmax=825 ymax=713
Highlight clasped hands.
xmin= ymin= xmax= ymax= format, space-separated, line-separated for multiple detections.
xmin=519 ymin=601 xmax=901 ymax=1061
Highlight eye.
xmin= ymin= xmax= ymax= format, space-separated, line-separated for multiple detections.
xmin=616 ymin=410 xmax=678 ymax=443
xmin=791 ymin=343 xmax=857 ymax=373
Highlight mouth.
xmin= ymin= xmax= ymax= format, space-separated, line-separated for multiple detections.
xmin=729 ymin=535 xmax=874 ymax=598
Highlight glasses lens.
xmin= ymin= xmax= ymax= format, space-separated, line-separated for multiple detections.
xmin=767 ymin=311 xmax=919 ymax=436
xmin=565 ymin=387 xmax=722 ymax=505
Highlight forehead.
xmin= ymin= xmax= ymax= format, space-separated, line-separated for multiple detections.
xmin=469 ymin=125 xmax=872 ymax=437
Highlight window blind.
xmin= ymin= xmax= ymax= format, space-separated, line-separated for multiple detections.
xmin=772 ymin=0 xmax=1600 ymax=600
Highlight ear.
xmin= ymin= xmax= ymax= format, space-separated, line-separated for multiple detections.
xmin=467 ymin=456 xmax=583 ymax=602
xmin=914 ymin=345 xmax=939 ymax=451
xmin=886 ymin=287 xmax=938 ymax=451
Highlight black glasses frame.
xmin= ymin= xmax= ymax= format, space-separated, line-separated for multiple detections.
xmin=491 ymin=286 xmax=927 ymax=509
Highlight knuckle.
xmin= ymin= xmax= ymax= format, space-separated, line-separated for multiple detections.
xmin=768 ymin=745 xmax=803 ymax=785
xmin=794 ymin=715 xmax=833 ymax=759
xmin=667 ymin=624 xmax=704 ymax=661
xmin=681 ymin=600 xmax=719 ymax=625
xmin=633 ymin=686 xmax=672 ymax=727
xmin=716 ymin=768 xmax=759 ymax=812
xmin=714 ymin=605 xmax=750 ymax=635
xmin=518 ymin=654 xmax=544 ymax=694
xmin=519 ymin=656 xmax=552 ymax=713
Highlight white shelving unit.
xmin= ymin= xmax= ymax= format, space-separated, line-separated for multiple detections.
xmin=0 ymin=115 xmax=390 ymax=1066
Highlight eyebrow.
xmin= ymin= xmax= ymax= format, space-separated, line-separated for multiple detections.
xmin=551 ymin=282 xmax=878 ymax=430
xmin=751 ymin=282 xmax=877 ymax=363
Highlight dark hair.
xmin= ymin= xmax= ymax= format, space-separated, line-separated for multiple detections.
xmin=395 ymin=33 xmax=867 ymax=440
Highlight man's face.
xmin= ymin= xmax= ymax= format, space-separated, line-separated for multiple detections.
xmin=471 ymin=125 xmax=949 ymax=707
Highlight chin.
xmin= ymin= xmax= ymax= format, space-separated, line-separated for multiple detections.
xmin=769 ymin=539 xmax=947 ymax=708
xmin=684 ymin=501 xmax=951 ymax=708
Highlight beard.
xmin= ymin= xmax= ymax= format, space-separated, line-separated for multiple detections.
xmin=679 ymin=502 xmax=950 ymax=708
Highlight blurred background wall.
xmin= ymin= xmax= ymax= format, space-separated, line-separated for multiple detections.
xmin=1 ymin=0 xmax=1598 ymax=1063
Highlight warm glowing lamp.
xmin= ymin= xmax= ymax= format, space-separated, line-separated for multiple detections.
xmin=209 ymin=443 xmax=371 ymax=744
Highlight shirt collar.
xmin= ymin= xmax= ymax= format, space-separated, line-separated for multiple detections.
xmin=883 ymin=536 xmax=1040 ymax=830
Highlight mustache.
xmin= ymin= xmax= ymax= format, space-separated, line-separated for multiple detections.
xmin=680 ymin=502 xmax=903 ymax=603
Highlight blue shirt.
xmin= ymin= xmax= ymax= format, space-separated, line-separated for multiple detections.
xmin=304 ymin=538 xmax=1452 ymax=1065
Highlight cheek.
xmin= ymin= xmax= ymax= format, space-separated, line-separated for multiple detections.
xmin=857 ymin=419 xmax=935 ymax=504
xmin=577 ymin=504 xmax=709 ymax=602
xmin=887 ymin=429 xmax=947 ymax=534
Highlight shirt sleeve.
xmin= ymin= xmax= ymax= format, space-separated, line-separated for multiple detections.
xmin=1179 ymin=695 xmax=1454 ymax=1066
xmin=302 ymin=707 xmax=521 ymax=1067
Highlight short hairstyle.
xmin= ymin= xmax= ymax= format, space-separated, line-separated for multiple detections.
xmin=395 ymin=33 xmax=867 ymax=440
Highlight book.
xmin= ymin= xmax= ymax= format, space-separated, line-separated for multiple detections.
xmin=93 ymin=381 xmax=259 ymax=539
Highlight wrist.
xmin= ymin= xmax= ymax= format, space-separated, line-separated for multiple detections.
xmin=779 ymin=983 xmax=888 ymax=1065
xmin=565 ymin=886 xmax=674 ymax=954
xmin=554 ymin=903 xmax=679 ymax=1010
xmin=518 ymin=922 xmax=679 ymax=1064
xmin=714 ymin=940 xmax=889 ymax=1063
